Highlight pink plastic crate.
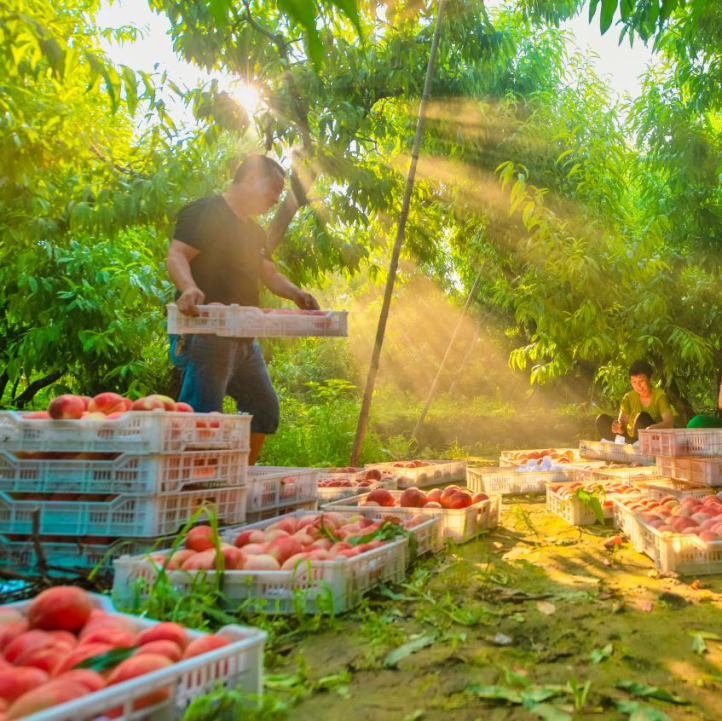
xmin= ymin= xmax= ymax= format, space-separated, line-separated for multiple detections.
xmin=639 ymin=428 xmax=722 ymax=457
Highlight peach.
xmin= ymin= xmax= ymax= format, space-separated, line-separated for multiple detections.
xmin=423 ymin=501 xmax=442 ymax=508
xmin=448 ymin=492 xmax=473 ymax=509
xmin=176 ymin=402 xmax=194 ymax=412
xmin=88 ymin=392 xmax=126 ymax=415
xmin=54 ymin=643 xmax=115 ymax=675
xmin=138 ymin=622 xmax=188 ymax=650
xmin=106 ymin=654 xmax=173 ymax=714
xmin=310 ymin=538 xmax=333 ymax=551
xmin=366 ymin=488 xmax=394 ymax=507
xmin=79 ymin=611 xmax=135 ymax=639
xmin=150 ymin=395 xmax=177 ymax=411
xmin=365 ymin=468 xmax=382 ymax=481
xmin=247 ymin=530 xmax=266 ymax=545
xmin=0 ymin=622 xmax=27 ymax=652
xmin=281 ymin=553 xmax=311 ymax=571
xmin=472 ymin=493 xmax=489 ymax=503
xmin=133 ymin=640 xmax=182 ymax=662
xmin=399 ymin=488 xmax=426 ymax=508
xmin=182 ymin=635 xmax=230 ymax=660
xmin=297 ymin=514 xmax=321 ymax=529
xmin=47 ymin=395 xmax=86 ymax=420
xmin=184 ymin=525 xmax=216 ymax=552
xmin=165 ymin=549 xmax=197 ymax=569
xmin=80 ymin=626 xmax=137 ymax=648
xmin=6 ymin=681 xmax=89 ymax=719
xmin=220 ymin=546 xmax=245 ymax=570
xmin=28 ymin=586 xmax=92 ymax=633
xmin=181 ymin=549 xmax=217 ymax=571
xmin=267 ymin=537 xmax=303 ymax=564
xmin=238 ymin=543 xmax=266 ymax=556
xmin=0 ymin=667 xmax=49 ymax=704
xmin=24 ymin=411 xmax=51 ymax=419
xmin=54 ymin=669 xmax=106 ymax=692
xmin=0 ymin=610 xmax=24 ymax=626
xmin=243 ymin=554 xmax=281 ymax=571
xmin=263 ymin=529 xmax=290 ymax=543
xmin=4 ymin=630 xmax=53 ymax=664
xmin=233 ymin=530 xmax=255 ymax=548
xmin=132 ymin=395 xmax=166 ymax=411
xmin=700 ymin=530 xmax=721 ymax=542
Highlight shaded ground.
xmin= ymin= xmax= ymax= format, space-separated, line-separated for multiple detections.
xmin=266 ymin=494 xmax=722 ymax=721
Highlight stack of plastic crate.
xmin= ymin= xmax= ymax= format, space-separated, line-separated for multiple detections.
xmin=0 ymin=409 xmax=251 ymax=573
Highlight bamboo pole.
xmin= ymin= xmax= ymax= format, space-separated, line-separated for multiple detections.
xmin=412 ymin=266 xmax=483 ymax=439
xmin=350 ymin=0 xmax=448 ymax=465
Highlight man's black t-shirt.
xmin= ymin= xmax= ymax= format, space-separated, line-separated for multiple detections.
xmin=173 ymin=196 xmax=268 ymax=306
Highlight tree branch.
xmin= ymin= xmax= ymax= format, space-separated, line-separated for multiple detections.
xmin=13 ymin=371 xmax=62 ymax=409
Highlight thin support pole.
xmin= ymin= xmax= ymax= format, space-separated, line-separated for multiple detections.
xmin=350 ymin=0 xmax=448 ymax=465
xmin=412 ymin=266 xmax=484 ymax=439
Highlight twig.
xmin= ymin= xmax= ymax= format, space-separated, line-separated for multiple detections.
xmin=32 ymin=509 xmax=49 ymax=579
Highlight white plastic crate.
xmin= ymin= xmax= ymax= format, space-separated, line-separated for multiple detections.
xmin=317 ymin=474 xmax=398 ymax=504
xmin=546 ymin=484 xmax=642 ymax=526
xmin=323 ymin=489 xmax=500 ymax=544
xmin=579 ymin=464 xmax=664 ymax=485
xmin=0 ymin=486 xmax=246 ymax=537
xmin=633 ymin=478 xmax=713 ymax=500
xmin=245 ymin=499 xmax=318 ymax=523
xmin=0 ymin=449 xmax=248 ymax=495
xmin=365 ymin=460 xmax=467 ymax=488
xmin=0 ymin=534 xmax=160 ymax=573
xmin=655 ymin=456 xmax=722 ymax=486
xmin=4 ymin=593 xmax=265 ymax=720
xmin=579 ymin=439 xmax=654 ymax=465
xmin=246 ymin=466 xmax=319 ymax=516
xmin=0 ymin=410 xmax=251 ymax=454
xmin=639 ymin=428 xmax=722 ymax=457
xmin=467 ymin=466 xmax=574 ymax=495
xmin=113 ymin=511 xmax=440 ymax=615
xmin=167 ymin=303 xmax=348 ymax=338
xmin=635 ymin=519 xmax=722 ymax=575
xmin=566 ymin=461 xmax=627 ymax=483
xmin=499 ymin=448 xmax=579 ymax=467
xmin=612 ymin=499 xmax=646 ymax=552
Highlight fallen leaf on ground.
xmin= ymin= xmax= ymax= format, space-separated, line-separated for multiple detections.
xmin=537 ymin=601 xmax=556 ymax=616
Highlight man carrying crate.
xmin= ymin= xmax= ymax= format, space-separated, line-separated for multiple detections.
xmin=166 ymin=154 xmax=319 ymax=463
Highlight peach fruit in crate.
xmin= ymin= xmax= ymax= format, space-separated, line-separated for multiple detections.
xmin=37 ymin=392 xmax=195 ymax=420
xmin=0 ymin=586 xmax=232 ymax=718
xmin=549 ymin=480 xmax=639 ymax=508
xmin=361 ymin=486 xmax=486 ymax=510
xmin=506 ymin=448 xmax=576 ymax=464
xmin=616 ymin=492 xmax=722 ymax=540
xmin=318 ymin=467 xmax=394 ymax=490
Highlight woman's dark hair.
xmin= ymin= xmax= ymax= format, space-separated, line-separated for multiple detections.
xmin=629 ymin=360 xmax=654 ymax=378
xmin=233 ymin=154 xmax=286 ymax=184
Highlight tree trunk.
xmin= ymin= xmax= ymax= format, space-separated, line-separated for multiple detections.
xmin=13 ymin=371 xmax=62 ymax=409
xmin=666 ymin=377 xmax=695 ymax=425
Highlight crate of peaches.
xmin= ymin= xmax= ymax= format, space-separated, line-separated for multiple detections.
xmin=324 ymin=486 xmax=500 ymax=544
xmin=0 ymin=586 xmax=264 ymax=720
xmin=0 ymin=393 xmax=251 ymax=456
xmin=499 ymin=448 xmax=580 ymax=468
xmin=613 ymin=493 xmax=722 ymax=575
xmin=317 ymin=467 xmax=398 ymax=503
xmin=113 ymin=511 xmax=441 ymax=615
xmin=364 ymin=460 xmax=467 ymax=489
xmin=167 ymin=303 xmax=348 ymax=338
xmin=546 ymin=480 xmax=642 ymax=526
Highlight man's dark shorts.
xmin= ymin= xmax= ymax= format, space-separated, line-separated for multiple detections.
xmin=169 ymin=334 xmax=280 ymax=434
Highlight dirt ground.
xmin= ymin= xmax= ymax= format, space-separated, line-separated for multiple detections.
xmin=267 ymin=494 xmax=722 ymax=721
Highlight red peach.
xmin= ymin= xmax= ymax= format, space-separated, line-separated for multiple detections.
xmin=176 ymin=402 xmax=194 ymax=412
xmin=165 ymin=549 xmax=197 ymax=569
xmin=472 ymin=493 xmax=489 ymax=504
xmin=366 ymin=488 xmax=394 ymax=507
xmin=0 ymin=622 xmax=28 ymax=652
xmin=106 ymin=654 xmax=173 ymax=714
xmin=4 ymin=630 xmax=53 ymax=664
xmin=0 ymin=667 xmax=49 ymax=704
xmin=54 ymin=669 xmax=106 ymax=693
xmin=133 ymin=640 xmax=182 ymax=662
xmin=182 ymin=635 xmax=230 ymax=660
xmin=180 ymin=550 xmax=217 ymax=571
xmin=54 ymin=643 xmax=115 ymax=675
xmin=243 ymin=554 xmax=281 ymax=571
xmin=88 ymin=392 xmax=126 ymax=415
xmin=137 ymin=622 xmax=188 ymax=650
xmin=131 ymin=395 xmax=166 ymax=411
xmin=399 ymin=488 xmax=426 ymax=508
xmin=28 ymin=586 xmax=92 ymax=633
xmin=48 ymin=395 xmax=85 ymax=420
xmin=6 ymin=681 xmax=89 ymax=719
xmin=80 ymin=626 xmax=137 ymax=648
xmin=184 ymin=526 xmax=216 ymax=552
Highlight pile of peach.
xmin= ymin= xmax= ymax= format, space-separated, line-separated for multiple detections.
xmin=23 ymin=392 xmax=195 ymax=421
xmin=619 ymin=494 xmax=722 ymax=541
xmin=549 ymin=481 xmax=640 ymax=506
xmin=152 ymin=512 xmax=421 ymax=573
xmin=389 ymin=460 xmax=430 ymax=469
xmin=318 ymin=468 xmax=395 ymax=489
xmin=362 ymin=486 xmax=488 ymax=510
xmin=0 ymin=587 xmax=230 ymax=719
xmin=506 ymin=449 xmax=575 ymax=464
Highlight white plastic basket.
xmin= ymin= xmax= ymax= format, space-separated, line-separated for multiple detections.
xmin=113 ymin=511 xmax=440 ymax=615
xmin=578 ymin=464 xmax=665 ymax=485
xmin=246 ymin=467 xmax=319 ymax=516
xmin=167 ymin=304 xmax=348 ymax=338
xmin=0 ymin=410 xmax=251 ymax=455
xmin=546 ymin=483 xmax=642 ymax=526
xmin=3 ymin=593 xmax=265 ymax=720
xmin=0 ymin=449 xmax=249 ymax=495
xmin=323 ymin=489 xmax=500 ymax=544
xmin=579 ymin=439 xmax=654 ymax=465
xmin=317 ymin=475 xmax=398 ymax=503
xmin=0 ymin=486 xmax=247 ymax=537
xmin=245 ymin=499 xmax=318 ymax=523
xmin=639 ymin=428 xmax=722 ymax=457
xmin=611 ymin=499 xmax=646 ymax=552
xmin=467 ymin=466 xmax=573 ymax=495
xmin=364 ymin=460 xmax=467 ymax=488
xmin=655 ymin=456 xmax=722 ymax=486
xmin=499 ymin=448 xmax=579 ymax=467
xmin=633 ymin=477 xmax=713 ymax=500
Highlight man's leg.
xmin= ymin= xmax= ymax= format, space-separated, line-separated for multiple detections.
xmin=227 ymin=341 xmax=280 ymax=465
xmin=596 ymin=413 xmax=616 ymax=441
xmin=632 ymin=411 xmax=655 ymax=440
xmin=172 ymin=335 xmax=235 ymax=413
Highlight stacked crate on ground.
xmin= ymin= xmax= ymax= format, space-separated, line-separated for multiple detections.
xmin=633 ymin=478 xmax=713 ymax=501
xmin=499 ymin=448 xmax=580 ymax=468
xmin=317 ymin=468 xmax=398 ymax=503
xmin=638 ymin=428 xmax=722 ymax=457
xmin=364 ymin=460 xmax=467 ymax=488
xmin=246 ymin=466 xmax=319 ymax=522
xmin=0 ymin=411 xmax=251 ymax=570
xmin=655 ymin=456 xmax=722 ymax=487
xmin=113 ymin=510 xmax=442 ymax=614
xmin=323 ymin=489 xmax=501 ymax=543
xmin=4 ymin=593 xmax=265 ymax=720
xmin=546 ymin=480 xmax=642 ymax=526
xmin=167 ymin=303 xmax=348 ymax=338
xmin=579 ymin=439 xmax=654 ymax=466
xmin=467 ymin=466 xmax=574 ymax=495
xmin=611 ymin=499 xmax=647 ymax=551
xmin=577 ymin=464 xmax=665 ymax=485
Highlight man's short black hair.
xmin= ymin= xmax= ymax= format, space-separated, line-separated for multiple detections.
xmin=232 ymin=154 xmax=286 ymax=184
xmin=629 ymin=360 xmax=654 ymax=378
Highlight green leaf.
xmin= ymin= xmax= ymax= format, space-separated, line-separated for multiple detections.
xmin=590 ymin=643 xmax=614 ymax=664
xmin=383 ymin=635 xmax=436 ymax=667
xmin=600 ymin=0 xmax=619 ymax=33
xmin=660 ymin=0 xmax=678 ymax=21
xmin=121 ymin=65 xmax=138 ymax=115
xmin=326 ymin=0 xmax=364 ymax=39
xmin=616 ymin=700 xmax=672 ymax=720
xmin=530 ymin=704 xmax=572 ymax=721
xmin=74 ymin=646 xmax=137 ymax=672
xmin=691 ymin=634 xmax=707 ymax=655
xmin=616 ymin=681 xmax=689 ymax=705
xmin=465 ymin=684 xmax=523 ymax=704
